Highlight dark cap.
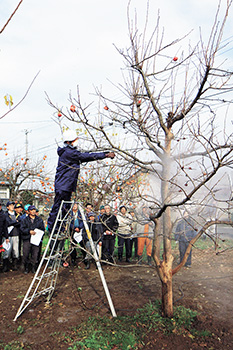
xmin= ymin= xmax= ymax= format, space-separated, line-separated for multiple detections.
xmin=88 ymin=211 xmax=96 ymax=218
xmin=100 ymin=205 xmax=105 ymax=210
xmin=119 ymin=205 xmax=127 ymax=211
xmin=6 ymin=201 xmax=15 ymax=207
xmin=15 ymin=203 xmax=23 ymax=208
xmin=28 ymin=205 xmax=37 ymax=211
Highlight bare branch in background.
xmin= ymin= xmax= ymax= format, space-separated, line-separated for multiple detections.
xmin=0 ymin=0 xmax=24 ymax=34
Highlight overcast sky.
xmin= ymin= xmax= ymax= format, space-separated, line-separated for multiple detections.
xmin=0 ymin=0 xmax=232 ymax=172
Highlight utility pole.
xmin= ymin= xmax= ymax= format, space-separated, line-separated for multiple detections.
xmin=23 ymin=129 xmax=31 ymax=161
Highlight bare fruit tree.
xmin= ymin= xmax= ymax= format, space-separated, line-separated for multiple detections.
xmin=48 ymin=1 xmax=233 ymax=317
xmin=0 ymin=154 xmax=53 ymax=202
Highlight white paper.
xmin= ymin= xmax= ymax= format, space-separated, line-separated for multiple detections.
xmin=73 ymin=231 xmax=82 ymax=243
xmin=2 ymin=240 xmax=11 ymax=251
xmin=30 ymin=228 xmax=44 ymax=246
xmin=7 ymin=226 xmax=14 ymax=234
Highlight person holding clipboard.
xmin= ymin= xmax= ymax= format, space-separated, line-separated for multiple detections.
xmin=20 ymin=205 xmax=45 ymax=274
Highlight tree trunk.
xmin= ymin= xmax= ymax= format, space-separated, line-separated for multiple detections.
xmin=160 ymin=131 xmax=174 ymax=317
xmin=161 ymin=253 xmax=174 ymax=317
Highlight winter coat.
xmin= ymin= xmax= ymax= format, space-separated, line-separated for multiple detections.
xmin=101 ymin=213 xmax=119 ymax=238
xmin=70 ymin=210 xmax=82 ymax=232
xmin=117 ymin=213 xmax=132 ymax=236
xmin=54 ymin=144 xmax=107 ymax=193
xmin=130 ymin=214 xmax=137 ymax=235
xmin=15 ymin=212 xmax=23 ymax=222
xmin=0 ymin=209 xmax=8 ymax=241
xmin=20 ymin=215 xmax=45 ymax=241
xmin=5 ymin=211 xmax=20 ymax=237
xmin=82 ymin=219 xmax=102 ymax=243
xmin=175 ymin=217 xmax=196 ymax=243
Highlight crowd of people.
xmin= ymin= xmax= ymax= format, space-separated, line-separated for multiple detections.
xmin=0 ymin=130 xmax=197 ymax=274
xmin=0 ymin=201 xmax=45 ymax=273
xmin=0 ymin=197 xmax=198 ymax=275
xmin=0 ymin=199 xmax=155 ymax=274
xmin=65 ymin=202 xmax=155 ymax=269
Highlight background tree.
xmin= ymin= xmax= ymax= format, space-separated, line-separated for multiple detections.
xmin=0 ymin=153 xmax=53 ymax=205
xmin=48 ymin=1 xmax=233 ymax=317
xmin=73 ymin=157 xmax=150 ymax=210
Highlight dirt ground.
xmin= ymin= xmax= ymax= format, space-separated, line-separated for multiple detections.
xmin=0 ymin=247 xmax=233 ymax=350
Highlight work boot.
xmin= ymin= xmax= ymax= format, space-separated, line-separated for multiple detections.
xmin=118 ymin=255 xmax=122 ymax=262
xmin=85 ymin=260 xmax=90 ymax=269
xmin=3 ymin=258 xmax=9 ymax=272
xmin=19 ymin=262 xmax=24 ymax=272
xmin=71 ymin=259 xmax=76 ymax=267
xmin=24 ymin=264 xmax=29 ymax=274
xmin=31 ymin=265 xmax=36 ymax=274
xmin=147 ymin=256 xmax=152 ymax=266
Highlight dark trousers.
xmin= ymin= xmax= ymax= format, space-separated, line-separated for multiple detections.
xmin=47 ymin=190 xmax=72 ymax=232
xmin=102 ymin=237 xmax=115 ymax=263
xmin=0 ymin=236 xmax=2 ymax=264
xmin=70 ymin=241 xmax=77 ymax=263
xmin=37 ymin=240 xmax=43 ymax=266
xmin=18 ymin=233 xmax=22 ymax=261
xmin=22 ymin=240 xmax=40 ymax=267
xmin=179 ymin=240 xmax=192 ymax=266
xmin=129 ymin=237 xmax=138 ymax=258
xmin=118 ymin=234 xmax=131 ymax=260
xmin=70 ymin=239 xmax=86 ymax=263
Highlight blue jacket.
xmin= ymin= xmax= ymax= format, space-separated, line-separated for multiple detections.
xmin=54 ymin=145 xmax=107 ymax=193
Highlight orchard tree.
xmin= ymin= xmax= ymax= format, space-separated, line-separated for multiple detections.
xmin=73 ymin=157 xmax=149 ymax=210
xmin=0 ymin=154 xmax=53 ymax=203
xmin=48 ymin=1 xmax=233 ymax=317
xmin=48 ymin=113 xmax=150 ymax=211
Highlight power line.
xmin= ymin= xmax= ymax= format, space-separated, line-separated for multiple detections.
xmin=22 ymin=129 xmax=32 ymax=161
xmin=0 ymin=120 xmax=53 ymax=124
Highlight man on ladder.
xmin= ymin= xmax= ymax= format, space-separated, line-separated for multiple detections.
xmin=47 ymin=129 xmax=115 ymax=233
xmin=13 ymin=127 xmax=117 ymax=320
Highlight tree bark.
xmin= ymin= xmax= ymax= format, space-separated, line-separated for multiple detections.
xmin=160 ymin=252 xmax=174 ymax=317
xmin=160 ymin=132 xmax=174 ymax=317
xmin=162 ymin=271 xmax=173 ymax=318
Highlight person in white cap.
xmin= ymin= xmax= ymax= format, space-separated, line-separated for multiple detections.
xmin=47 ymin=129 xmax=115 ymax=233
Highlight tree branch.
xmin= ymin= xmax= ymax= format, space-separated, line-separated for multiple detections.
xmin=0 ymin=0 xmax=24 ymax=34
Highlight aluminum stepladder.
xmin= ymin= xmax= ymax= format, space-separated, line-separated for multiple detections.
xmin=13 ymin=200 xmax=74 ymax=321
xmin=78 ymin=204 xmax=116 ymax=317
xmin=14 ymin=201 xmax=117 ymax=321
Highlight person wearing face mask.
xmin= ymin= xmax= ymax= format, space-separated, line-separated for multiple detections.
xmin=47 ymin=129 xmax=115 ymax=233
